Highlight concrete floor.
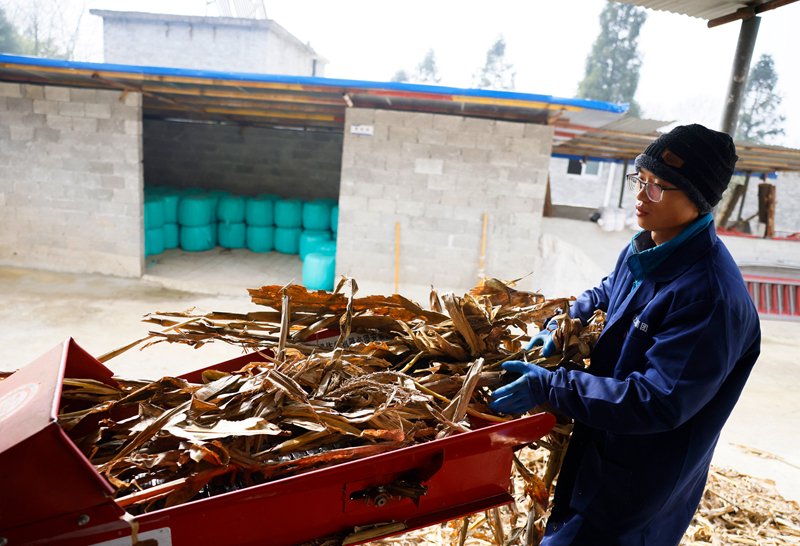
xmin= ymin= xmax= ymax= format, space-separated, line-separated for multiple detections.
xmin=1 ymin=256 xmax=799 ymax=504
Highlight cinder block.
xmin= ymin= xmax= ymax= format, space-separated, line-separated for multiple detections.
xmin=446 ymin=132 xmax=477 ymax=149
xmin=71 ymin=118 xmax=99 ymax=133
xmin=85 ymin=103 xmax=112 ymax=119
xmin=489 ymin=150 xmax=519 ymax=167
xmin=463 ymin=117 xmax=494 ymax=133
xmin=432 ymin=114 xmax=463 ymax=132
xmin=345 ymin=108 xmax=375 ymax=125
xmin=6 ymin=97 xmax=33 ymax=112
xmin=9 ymin=125 xmax=34 ymax=141
xmin=0 ymin=83 xmax=22 ymax=98
xmin=414 ymin=158 xmax=443 ymax=175
xmin=417 ymin=128 xmax=447 ymax=146
xmin=460 ymin=148 xmax=490 ymax=164
xmin=70 ymin=87 xmax=99 ymax=103
xmin=495 ymin=120 xmax=525 ymax=138
xmin=33 ymin=127 xmax=60 ymax=143
xmin=22 ymin=84 xmax=45 ymax=100
xmin=44 ymin=86 xmax=70 ymax=102
xmin=58 ymin=101 xmax=85 ymax=117
xmin=374 ymin=109 xmax=406 ymax=127
xmin=403 ymin=112 xmax=434 ymax=130
xmin=368 ymin=197 xmax=397 ymax=214
xmin=388 ymin=125 xmax=418 ymax=143
xmin=32 ymin=99 xmax=59 ymax=115
xmin=123 ymin=92 xmax=142 ymax=107
xmin=124 ymin=120 xmax=141 ymax=136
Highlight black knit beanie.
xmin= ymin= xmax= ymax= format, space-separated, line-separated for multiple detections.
xmin=634 ymin=124 xmax=738 ymax=213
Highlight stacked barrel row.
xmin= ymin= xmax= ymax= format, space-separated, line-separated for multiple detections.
xmin=144 ymin=186 xmax=338 ymax=290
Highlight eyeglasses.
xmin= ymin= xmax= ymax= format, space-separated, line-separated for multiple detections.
xmin=626 ymin=173 xmax=681 ymax=203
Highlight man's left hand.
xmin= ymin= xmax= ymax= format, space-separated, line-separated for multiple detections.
xmin=489 ymin=361 xmax=551 ymax=415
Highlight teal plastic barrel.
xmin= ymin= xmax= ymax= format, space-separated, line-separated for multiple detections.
xmin=274 ymin=227 xmax=302 ymax=254
xmin=217 ymin=195 xmax=246 ymax=224
xmin=160 ymin=190 xmax=181 ymax=224
xmin=245 ymin=195 xmax=274 ymax=226
xmin=330 ymin=205 xmax=339 ymax=234
xmin=303 ymin=253 xmax=336 ymax=291
xmin=163 ymin=223 xmax=179 ymax=249
xmin=145 ymin=226 xmax=165 ymax=256
xmin=299 ymin=230 xmax=332 ymax=260
xmin=218 ymin=222 xmax=246 ymax=249
xmin=178 ymin=194 xmax=215 ymax=227
xmin=314 ymin=240 xmax=337 ymax=257
xmin=144 ymin=195 xmax=165 ymax=229
xmin=274 ymin=199 xmax=303 ymax=228
xmin=181 ymin=224 xmax=216 ymax=252
xmin=257 ymin=193 xmax=281 ymax=202
xmin=302 ymin=200 xmax=332 ymax=230
xmin=246 ymin=225 xmax=274 ymax=253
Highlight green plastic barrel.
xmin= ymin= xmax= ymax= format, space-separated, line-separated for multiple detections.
xmin=246 ymin=226 xmax=274 ymax=253
xmin=218 ymin=222 xmax=246 ymax=249
xmin=257 ymin=193 xmax=281 ymax=202
xmin=160 ymin=190 xmax=181 ymax=224
xmin=145 ymin=226 xmax=165 ymax=256
xmin=302 ymin=200 xmax=331 ymax=230
xmin=163 ymin=223 xmax=179 ymax=249
xmin=303 ymin=253 xmax=336 ymax=291
xmin=330 ymin=205 xmax=339 ymax=234
xmin=245 ymin=195 xmax=274 ymax=227
xmin=274 ymin=199 xmax=303 ymax=228
xmin=217 ymin=194 xmax=245 ymax=224
xmin=314 ymin=240 xmax=337 ymax=257
xmin=144 ymin=195 xmax=165 ymax=229
xmin=181 ymin=224 xmax=216 ymax=252
xmin=299 ymin=230 xmax=332 ymax=260
xmin=178 ymin=194 xmax=215 ymax=227
xmin=274 ymin=227 xmax=302 ymax=254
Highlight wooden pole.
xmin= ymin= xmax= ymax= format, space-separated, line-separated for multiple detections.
xmin=395 ymin=222 xmax=400 ymax=294
xmin=478 ymin=213 xmax=488 ymax=279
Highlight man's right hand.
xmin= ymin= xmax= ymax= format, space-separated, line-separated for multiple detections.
xmin=525 ymin=317 xmax=558 ymax=357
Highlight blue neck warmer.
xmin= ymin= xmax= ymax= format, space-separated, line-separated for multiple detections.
xmin=627 ymin=213 xmax=714 ymax=286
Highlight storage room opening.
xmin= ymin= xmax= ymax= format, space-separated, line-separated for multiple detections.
xmin=141 ymin=118 xmax=343 ymax=289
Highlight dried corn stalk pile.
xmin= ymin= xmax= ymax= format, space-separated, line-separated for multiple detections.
xmin=362 ymin=458 xmax=800 ymax=546
xmin=60 ymin=278 xmax=603 ymax=535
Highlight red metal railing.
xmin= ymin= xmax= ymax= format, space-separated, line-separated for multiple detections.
xmin=743 ymin=274 xmax=800 ymax=320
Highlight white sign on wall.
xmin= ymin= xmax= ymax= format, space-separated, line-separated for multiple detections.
xmin=350 ymin=124 xmax=374 ymax=136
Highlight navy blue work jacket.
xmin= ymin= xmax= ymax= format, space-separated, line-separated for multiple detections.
xmin=535 ymin=221 xmax=761 ymax=545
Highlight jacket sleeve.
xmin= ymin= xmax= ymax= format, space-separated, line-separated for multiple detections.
xmin=570 ymin=246 xmax=628 ymax=324
xmin=534 ymin=298 xmax=756 ymax=434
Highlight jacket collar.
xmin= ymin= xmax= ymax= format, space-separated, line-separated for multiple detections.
xmin=604 ymin=217 xmax=717 ymax=330
xmin=627 ymin=214 xmax=715 ymax=284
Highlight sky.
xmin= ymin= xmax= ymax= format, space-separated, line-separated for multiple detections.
xmin=3 ymin=0 xmax=799 ymax=148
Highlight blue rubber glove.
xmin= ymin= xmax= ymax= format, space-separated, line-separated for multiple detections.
xmin=489 ymin=360 xmax=551 ymax=415
xmin=525 ymin=317 xmax=558 ymax=357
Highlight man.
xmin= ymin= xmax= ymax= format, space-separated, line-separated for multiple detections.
xmin=491 ymin=124 xmax=761 ymax=545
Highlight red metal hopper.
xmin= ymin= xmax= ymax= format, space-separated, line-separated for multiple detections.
xmin=0 ymin=338 xmax=555 ymax=546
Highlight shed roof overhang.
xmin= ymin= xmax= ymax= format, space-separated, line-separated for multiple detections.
xmin=552 ymin=119 xmax=800 ymax=174
xmin=0 ymin=54 xmax=625 ymax=141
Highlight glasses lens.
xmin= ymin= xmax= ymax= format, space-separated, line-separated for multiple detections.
xmin=627 ymin=175 xmax=639 ymax=192
xmin=645 ymin=182 xmax=663 ymax=202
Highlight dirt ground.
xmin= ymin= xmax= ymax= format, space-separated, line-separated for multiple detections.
xmin=1 ymin=264 xmax=798 ymax=504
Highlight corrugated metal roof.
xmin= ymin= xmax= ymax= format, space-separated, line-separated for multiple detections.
xmin=618 ymin=0 xmax=796 ymax=24
xmin=0 ymin=54 xmax=626 ymax=136
xmin=552 ymin=119 xmax=800 ymax=173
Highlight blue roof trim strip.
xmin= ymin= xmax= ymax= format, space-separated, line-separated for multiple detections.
xmin=0 ymin=54 xmax=628 ymax=114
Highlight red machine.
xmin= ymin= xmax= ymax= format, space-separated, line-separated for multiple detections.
xmin=0 ymin=338 xmax=555 ymax=546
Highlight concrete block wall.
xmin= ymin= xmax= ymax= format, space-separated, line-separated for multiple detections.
xmin=0 ymin=82 xmax=143 ymax=277
xmin=337 ymin=108 xmax=553 ymax=295
xmin=99 ymin=14 xmax=324 ymax=76
xmin=143 ymin=120 xmax=342 ymax=200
